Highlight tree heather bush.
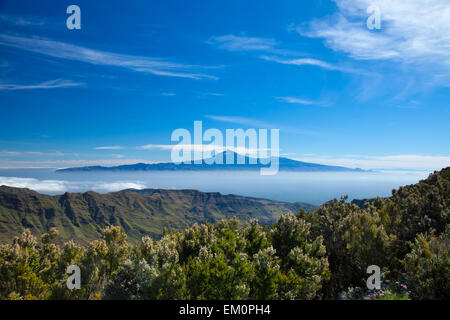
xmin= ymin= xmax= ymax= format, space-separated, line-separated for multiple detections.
xmin=0 ymin=216 xmax=330 ymax=300
xmin=404 ymin=226 xmax=449 ymax=300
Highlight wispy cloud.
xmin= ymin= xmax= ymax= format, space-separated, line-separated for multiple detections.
xmin=262 ymin=56 xmax=340 ymax=70
xmin=205 ymin=115 xmax=319 ymax=136
xmin=138 ymin=143 xmax=270 ymax=158
xmin=0 ymin=34 xmax=218 ymax=80
xmin=207 ymin=35 xmax=287 ymax=54
xmin=138 ymin=144 xmax=175 ymax=150
xmin=205 ymin=115 xmax=275 ymax=128
xmin=0 ymin=14 xmax=46 ymax=27
xmin=274 ymin=95 xmax=335 ymax=107
xmin=0 ymin=158 xmax=153 ymax=169
xmin=0 ymin=79 xmax=82 ymax=90
xmin=202 ymin=92 xmax=225 ymax=97
xmin=0 ymin=151 xmax=66 ymax=157
xmin=298 ymin=0 xmax=450 ymax=70
xmin=293 ymin=154 xmax=450 ymax=170
xmin=284 ymin=0 xmax=450 ymax=99
xmin=275 ymin=96 xmax=317 ymax=105
xmin=0 ymin=151 xmax=21 ymax=156
xmin=261 ymin=55 xmax=364 ymax=74
xmin=26 ymin=151 xmax=65 ymax=156
xmin=209 ymin=34 xmax=352 ymax=75
xmin=95 ymin=146 xmax=123 ymax=150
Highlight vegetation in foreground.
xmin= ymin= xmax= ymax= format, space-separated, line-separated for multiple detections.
xmin=0 ymin=167 xmax=448 ymax=300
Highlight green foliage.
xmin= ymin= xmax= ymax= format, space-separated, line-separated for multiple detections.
xmin=302 ymin=197 xmax=393 ymax=297
xmin=404 ymin=226 xmax=450 ymax=299
xmin=271 ymin=214 xmax=330 ymax=299
xmin=106 ymin=216 xmax=330 ymax=300
xmin=0 ymin=215 xmax=330 ymax=300
xmin=0 ymin=228 xmax=61 ymax=299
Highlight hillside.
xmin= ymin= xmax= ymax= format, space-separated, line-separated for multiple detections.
xmin=56 ymin=151 xmax=365 ymax=173
xmin=0 ymin=186 xmax=315 ymax=243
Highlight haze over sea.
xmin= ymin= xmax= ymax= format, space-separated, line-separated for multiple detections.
xmin=0 ymin=168 xmax=431 ymax=205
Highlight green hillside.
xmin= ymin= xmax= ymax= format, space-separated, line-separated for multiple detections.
xmin=0 ymin=186 xmax=315 ymax=243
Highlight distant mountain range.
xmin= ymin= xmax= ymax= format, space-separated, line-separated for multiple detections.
xmin=56 ymin=151 xmax=365 ymax=173
xmin=0 ymin=185 xmax=315 ymax=243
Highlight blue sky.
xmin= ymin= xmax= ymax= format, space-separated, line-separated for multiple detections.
xmin=0 ymin=0 xmax=449 ymax=170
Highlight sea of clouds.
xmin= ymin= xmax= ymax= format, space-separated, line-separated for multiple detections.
xmin=0 ymin=176 xmax=147 ymax=194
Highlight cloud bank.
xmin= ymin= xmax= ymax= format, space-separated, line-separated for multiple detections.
xmin=293 ymin=154 xmax=450 ymax=171
xmin=0 ymin=176 xmax=147 ymax=194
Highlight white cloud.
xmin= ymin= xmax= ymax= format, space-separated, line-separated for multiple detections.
xmin=205 ymin=115 xmax=275 ymax=128
xmin=0 ymin=14 xmax=46 ymax=27
xmin=261 ymin=56 xmax=340 ymax=71
xmin=293 ymin=154 xmax=450 ymax=170
xmin=0 ymin=79 xmax=82 ymax=90
xmin=0 ymin=177 xmax=68 ymax=193
xmin=203 ymin=92 xmax=225 ymax=97
xmin=0 ymin=159 xmax=153 ymax=169
xmin=91 ymin=182 xmax=147 ymax=192
xmin=208 ymin=35 xmax=280 ymax=52
xmin=95 ymin=146 xmax=123 ymax=150
xmin=138 ymin=144 xmax=176 ymax=151
xmin=261 ymin=55 xmax=367 ymax=75
xmin=209 ymin=34 xmax=355 ymax=75
xmin=275 ymin=96 xmax=317 ymax=105
xmin=138 ymin=143 xmax=270 ymax=158
xmin=0 ymin=151 xmax=22 ymax=156
xmin=0 ymin=34 xmax=218 ymax=80
xmin=0 ymin=151 xmax=65 ymax=156
xmin=26 ymin=151 xmax=65 ymax=156
xmin=299 ymin=0 xmax=450 ymax=69
xmin=0 ymin=176 xmax=147 ymax=194
xmin=205 ymin=115 xmax=319 ymax=136
xmin=139 ymin=143 xmax=234 ymax=153
xmin=208 ymin=34 xmax=306 ymax=57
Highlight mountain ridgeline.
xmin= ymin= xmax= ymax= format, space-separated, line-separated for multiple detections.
xmin=56 ymin=151 xmax=365 ymax=173
xmin=0 ymin=186 xmax=315 ymax=243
